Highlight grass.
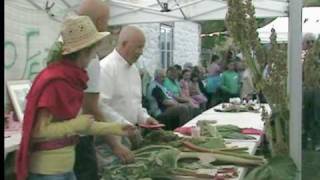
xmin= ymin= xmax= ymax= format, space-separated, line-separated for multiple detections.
xmin=302 ymin=150 xmax=320 ymax=180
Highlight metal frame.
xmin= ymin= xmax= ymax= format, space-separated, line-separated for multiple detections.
xmin=288 ymin=1 xmax=302 ymax=179
xmin=6 ymin=80 xmax=32 ymax=122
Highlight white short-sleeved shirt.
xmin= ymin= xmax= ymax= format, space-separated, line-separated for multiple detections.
xmin=84 ymin=56 xmax=100 ymax=93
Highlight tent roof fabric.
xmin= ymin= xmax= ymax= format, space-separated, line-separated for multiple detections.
xmin=25 ymin=0 xmax=288 ymax=25
xmin=257 ymin=7 xmax=320 ymax=43
xmin=109 ymin=0 xmax=288 ymax=25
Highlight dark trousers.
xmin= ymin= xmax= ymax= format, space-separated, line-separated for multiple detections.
xmin=207 ymin=89 xmax=224 ymax=108
xmin=303 ymin=88 xmax=320 ymax=149
xmin=221 ymin=91 xmax=239 ymax=102
xmin=157 ymin=104 xmax=193 ymax=130
xmin=74 ymin=136 xmax=99 ymax=180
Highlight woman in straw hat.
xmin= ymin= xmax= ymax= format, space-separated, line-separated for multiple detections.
xmin=16 ymin=16 xmax=136 ymax=180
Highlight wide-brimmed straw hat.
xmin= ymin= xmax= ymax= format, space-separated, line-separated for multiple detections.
xmin=61 ymin=16 xmax=110 ymax=55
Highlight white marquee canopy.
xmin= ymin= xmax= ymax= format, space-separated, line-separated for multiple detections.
xmin=26 ymin=0 xmax=288 ymax=25
xmin=108 ymin=0 xmax=288 ymax=25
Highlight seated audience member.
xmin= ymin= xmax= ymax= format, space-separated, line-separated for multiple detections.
xmin=189 ymin=71 xmax=208 ymax=110
xmin=180 ymin=69 xmax=200 ymax=108
xmin=163 ymin=66 xmax=181 ymax=97
xmin=220 ymin=61 xmax=241 ymax=101
xmin=174 ymin=64 xmax=183 ymax=80
xmin=147 ymin=69 xmax=193 ymax=130
xmin=194 ymin=66 xmax=208 ymax=98
xmin=140 ymin=68 xmax=152 ymax=109
xmin=180 ymin=69 xmax=192 ymax=97
xmin=163 ymin=66 xmax=198 ymax=109
xmin=183 ymin=62 xmax=193 ymax=70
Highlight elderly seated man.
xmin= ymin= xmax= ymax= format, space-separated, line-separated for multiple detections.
xmin=147 ymin=69 xmax=194 ymax=130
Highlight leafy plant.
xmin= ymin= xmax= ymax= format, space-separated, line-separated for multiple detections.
xmin=303 ymin=36 xmax=320 ymax=90
xmin=245 ymin=155 xmax=298 ymax=180
xmin=225 ymin=0 xmax=289 ymax=156
xmin=225 ymin=0 xmax=299 ymax=179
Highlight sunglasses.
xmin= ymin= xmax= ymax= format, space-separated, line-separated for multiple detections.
xmin=306 ymin=40 xmax=315 ymax=45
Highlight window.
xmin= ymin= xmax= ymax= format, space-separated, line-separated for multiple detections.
xmin=160 ymin=23 xmax=174 ymax=68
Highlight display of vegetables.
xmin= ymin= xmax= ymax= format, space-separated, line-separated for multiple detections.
xmin=199 ymin=122 xmax=256 ymax=140
xmin=215 ymin=103 xmax=260 ymax=113
xmin=101 ymin=130 xmax=267 ymax=179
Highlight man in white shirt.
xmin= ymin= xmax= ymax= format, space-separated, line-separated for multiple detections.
xmin=99 ymin=26 xmax=159 ymax=149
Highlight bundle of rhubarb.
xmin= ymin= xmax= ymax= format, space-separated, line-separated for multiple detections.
xmin=101 ymin=130 xmax=267 ymax=179
xmin=175 ymin=122 xmax=258 ymax=140
xmin=101 ymin=144 xmax=266 ymax=180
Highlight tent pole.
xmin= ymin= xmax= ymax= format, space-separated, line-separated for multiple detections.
xmin=287 ymin=0 xmax=302 ymax=180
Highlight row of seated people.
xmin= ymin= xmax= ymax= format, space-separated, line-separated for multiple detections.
xmin=141 ymin=60 xmax=257 ymax=130
xmin=146 ymin=68 xmax=202 ymax=130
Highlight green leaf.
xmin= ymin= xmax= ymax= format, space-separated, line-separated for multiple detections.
xmin=245 ymin=156 xmax=298 ymax=180
xmin=46 ymin=41 xmax=63 ymax=64
xmin=189 ymin=137 xmax=226 ymax=149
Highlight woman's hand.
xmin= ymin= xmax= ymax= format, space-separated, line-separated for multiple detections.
xmin=121 ymin=124 xmax=137 ymax=137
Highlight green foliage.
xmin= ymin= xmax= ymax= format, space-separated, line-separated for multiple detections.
xmin=304 ymin=0 xmax=320 ymax=6
xmin=142 ymin=129 xmax=227 ymax=150
xmin=200 ymin=17 xmax=274 ymax=50
xmin=225 ymin=0 xmax=263 ymax=84
xmin=200 ymin=20 xmax=226 ymax=34
xmin=188 ymin=137 xmax=226 ymax=149
xmin=201 ymin=35 xmax=226 ymax=49
xmin=302 ymin=151 xmax=320 ymax=180
xmin=146 ymin=149 xmax=180 ymax=178
xmin=303 ymin=36 xmax=320 ymax=90
xmin=200 ymin=122 xmax=256 ymax=140
xmin=102 ymin=147 xmax=179 ymax=179
xmin=225 ymin=0 xmax=289 ymax=156
xmin=102 ymin=129 xmax=267 ymax=179
xmin=245 ymin=155 xmax=298 ymax=180
xmin=46 ymin=41 xmax=63 ymax=65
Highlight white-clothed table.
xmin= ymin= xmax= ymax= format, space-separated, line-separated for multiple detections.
xmin=176 ymin=103 xmax=271 ymax=180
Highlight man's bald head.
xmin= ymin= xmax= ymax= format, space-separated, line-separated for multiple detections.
xmin=116 ymin=26 xmax=146 ymax=65
xmin=117 ymin=26 xmax=145 ymax=47
xmin=77 ymin=0 xmax=109 ymax=32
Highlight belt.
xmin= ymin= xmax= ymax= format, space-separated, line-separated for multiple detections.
xmin=32 ymin=135 xmax=80 ymax=152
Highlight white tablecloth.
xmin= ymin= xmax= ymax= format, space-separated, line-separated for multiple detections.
xmin=5 ymin=132 xmax=21 ymax=159
xmin=178 ymin=103 xmax=270 ymax=180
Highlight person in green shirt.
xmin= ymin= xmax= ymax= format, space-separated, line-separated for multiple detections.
xmin=163 ymin=66 xmax=181 ymax=97
xmin=163 ymin=66 xmax=197 ymax=106
xmin=220 ymin=62 xmax=241 ymax=101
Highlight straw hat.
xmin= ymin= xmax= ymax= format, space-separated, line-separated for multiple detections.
xmin=61 ymin=16 xmax=110 ymax=55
